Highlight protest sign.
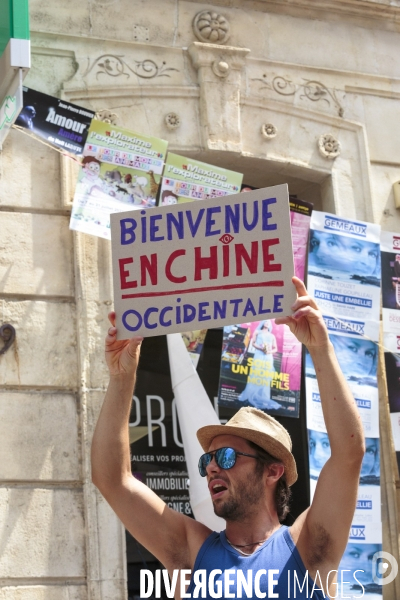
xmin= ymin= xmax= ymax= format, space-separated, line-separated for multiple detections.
xmin=15 ymin=87 xmax=95 ymax=155
xmin=217 ymin=198 xmax=312 ymax=418
xmin=110 ymin=184 xmax=296 ymax=338
xmin=70 ymin=120 xmax=168 ymax=239
xmin=159 ymin=152 xmax=242 ymax=205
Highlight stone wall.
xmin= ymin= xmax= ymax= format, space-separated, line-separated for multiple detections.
xmin=1 ymin=1 xmax=399 ymax=598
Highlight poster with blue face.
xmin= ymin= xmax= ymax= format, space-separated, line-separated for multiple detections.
xmin=307 ymin=213 xmax=381 ymax=324
xmin=307 ymin=430 xmax=380 ymax=485
xmin=308 ymin=229 xmax=381 ymax=282
xmin=306 ymin=334 xmax=378 ymax=385
xmin=338 ymin=535 xmax=383 ymax=599
xmin=305 ymin=330 xmax=379 ymax=438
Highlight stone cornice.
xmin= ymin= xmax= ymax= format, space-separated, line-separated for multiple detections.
xmin=186 ymin=0 xmax=400 ymax=32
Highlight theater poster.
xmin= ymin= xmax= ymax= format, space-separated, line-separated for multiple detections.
xmin=306 ymin=211 xmax=382 ymax=597
xmin=70 ymin=120 xmax=168 ymax=239
xmin=381 ymin=230 xmax=400 ymax=474
xmin=15 ymin=87 xmax=95 ymax=155
xmin=217 ymin=198 xmax=313 ymax=419
xmin=158 ymin=152 xmax=242 ymax=205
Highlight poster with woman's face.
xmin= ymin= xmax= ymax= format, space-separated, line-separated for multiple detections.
xmin=308 ymin=230 xmax=381 ymax=282
xmin=308 ymin=430 xmax=380 ymax=485
xmin=306 ymin=334 xmax=378 ymax=385
xmin=339 ymin=542 xmax=383 ymax=598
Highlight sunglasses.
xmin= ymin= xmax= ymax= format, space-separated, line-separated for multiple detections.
xmin=198 ymin=447 xmax=259 ymax=477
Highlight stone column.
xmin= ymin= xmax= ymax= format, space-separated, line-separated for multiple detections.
xmin=188 ymin=42 xmax=249 ymax=153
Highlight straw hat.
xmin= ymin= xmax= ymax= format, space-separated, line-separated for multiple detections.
xmin=197 ymin=407 xmax=298 ymax=486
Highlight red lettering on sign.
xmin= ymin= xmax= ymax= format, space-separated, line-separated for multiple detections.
xmin=194 ymin=246 xmax=218 ymax=281
xmin=166 ymin=249 xmax=187 ymax=284
xmin=235 ymin=242 xmax=258 ymax=276
xmin=140 ymin=254 xmax=158 ymax=286
xmin=223 ymin=244 xmax=230 ymax=277
xmin=119 ymin=257 xmax=137 ymax=289
xmin=262 ymin=239 xmax=281 ymax=272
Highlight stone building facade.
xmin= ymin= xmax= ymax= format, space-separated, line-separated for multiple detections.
xmin=1 ymin=0 xmax=400 ymax=598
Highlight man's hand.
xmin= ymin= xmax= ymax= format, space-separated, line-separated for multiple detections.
xmin=105 ymin=312 xmax=143 ymax=377
xmin=275 ymin=276 xmax=329 ymax=349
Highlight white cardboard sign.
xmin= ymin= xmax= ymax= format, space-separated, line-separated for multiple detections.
xmin=110 ymin=184 xmax=296 ymax=338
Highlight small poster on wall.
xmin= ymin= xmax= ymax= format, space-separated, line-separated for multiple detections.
xmin=70 ymin=120 xmax=168 ymax=239
xmin=15 ymin=87 xmax=95 ymax=155
xmin=158 ymin=153 xmax=242 ymax=205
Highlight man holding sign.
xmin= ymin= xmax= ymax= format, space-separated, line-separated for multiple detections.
xmin=92 ymin=274 xmax=365 ymax=598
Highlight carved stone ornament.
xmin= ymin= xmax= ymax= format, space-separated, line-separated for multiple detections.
xmin=83 ymin=56 xmax=179 ymax=81
xmin=165 ymin=112 xmax=181 ymax=130
xmin=212 ymin=60 xmax=230 ymax=78
xmin=95 ymin=109 xmax=118 ymax=125
xmin=193 ymin=11 xmax=230 ymax=45
xmin=261 ymin=123 xmax=277 ymax=139
xmin=252 ymin=74 xmax=345 ymax=118
xmin=318 ymin=133 xmax=341 ymax=159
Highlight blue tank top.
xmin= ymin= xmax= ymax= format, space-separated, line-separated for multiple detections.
xmin=186 ymin=526 xmax=327 ymax=599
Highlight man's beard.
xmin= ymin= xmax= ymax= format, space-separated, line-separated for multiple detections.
xmin=212 ymin=466 xmax=264 ymax=522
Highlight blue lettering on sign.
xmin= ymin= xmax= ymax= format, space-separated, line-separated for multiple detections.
xmin=314 ymin=290 xmax=372 ymax=309
xmin=149 ymin=215 xmax=164 ymax=242
xmin=120 ymin=218 xmax=137 ymax=245
xmin=350 ymin=525 xmax=366 ymax=540
xmin=261 ymin=198 xmax=277 ymax=231
xmin=144 ymin=307 xmax=159 ymax=329
xmin=205 ymin=207 xmax=221 ymax=237
xmin=323 ymin=316 xmax=365 ymax=336
xmin=120 ymin=294 xmax=285 ymax=333
xmin=122 ymin=309 xmax=142 ymax=331
xmin=199 ymin=302 xmax=211 ymax=321
xmin=357 ymin=500 xmax=372 ymax=510
xmin=159 ymin=306 xmax=172 ymax=327
xmin=312 ymin=393 xmax=321 ymax=403
xmin=324 ymin=216 xmax=367 ymax=237
xmin=355 ymin=398 xmax=371 ymax=410
xmin=273 ymin=294 xmax=284 ymax=313
xmin=183 ymin=304 xmax=196 ymax=323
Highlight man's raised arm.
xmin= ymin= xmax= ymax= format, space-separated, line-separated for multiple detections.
xmin=276 ymin=278 xmax=365 ymax=578
xmin=91 ymin=312 xmax=210 ymax=571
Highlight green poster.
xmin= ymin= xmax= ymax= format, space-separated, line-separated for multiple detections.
xmin=70 ymin=120 xmax=168 ymax=239
xmin=159 ymin=153 xmax=243 ymax=206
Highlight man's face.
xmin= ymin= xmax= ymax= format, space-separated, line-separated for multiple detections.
xmin=205 ymin=434 xmax=265 ymax=522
